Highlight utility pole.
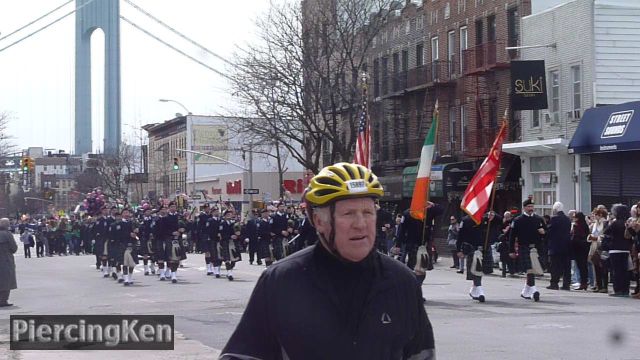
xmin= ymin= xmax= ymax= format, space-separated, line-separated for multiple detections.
xmin=249 ymin=140 xmax=253 ymax=210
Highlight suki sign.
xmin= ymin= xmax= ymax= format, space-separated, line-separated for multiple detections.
xmin=601 ymin=110 xmax=634 ymax=139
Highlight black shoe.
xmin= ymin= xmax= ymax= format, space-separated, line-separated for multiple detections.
xmin=546 ymin=285 xmax=559 ymax=290
xmin=215 ymin=274 xmax=220 ymax=279
xmin=111 ymin=273 xmax=118 ymax=280
xmin=249 ymin=262 xmax=253 ymax=265
xmin=257 ymin=262 xmax=263 ymax=265
xmin=171 ymin=279 xmax=177 ymax=284
xmin=533 ymin=291 xmax=540 ymax=302
xmin=179 ymin=264 xmax=184 ymax=268
xmin=103 ymin=274 xmax=109 ymax=278
xmin=457 ymin=270 xmax=464 ymax=274
xmin=521 ymin=294 xmax=532 ymax=300
xmin=478 ymin=295 xmax=485 ymax=303
xmin=124 ymin=282 xmax=130 ymax=286
xmin=206 ymin=272 xmax=213 ymax=276
xmin=144 ymin=271 xmax=149 ymax=276
xmin=118 ymin=278 xmax=124 ymax=283
xmin=0 ymin=303 xmax=13 ymax=307
xmin=561 ymin=286 xmax=571 ymax=291
xmin=227 ymin=275 xmax=234 ymax=281
xmin=450 ymin=265 xmax=457 ymax=269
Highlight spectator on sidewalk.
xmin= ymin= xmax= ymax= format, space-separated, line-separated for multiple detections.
xmin=604 ymin=204 xmax=633 ymax=297
xmin=447 ymin=216 xmax=460 ymax=270
xmin=0 ymin=218 xmax=17 ymax=307
xmin=589 ymin=208 xmax=609 ymax=293
xmin=571 ymin=212 xmax=591 ymax=290
xmin=546 ymin=202 xmax=572 ymax=290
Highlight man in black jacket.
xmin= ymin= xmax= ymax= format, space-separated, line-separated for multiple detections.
xmin=396 ymin=203 xmax=444 ymax=272
xmin=457 ymin=215 xmax=486 ymax=302
xmin=546 ymin=202 xmax=572 ymax=290
xmin=510 ymin=198 xmax=547 ymax=301
xmin=220 ymin=162 xmax=435 ymax=360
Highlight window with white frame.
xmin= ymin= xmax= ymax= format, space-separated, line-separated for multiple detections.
xmin=460 ymin=105 xmax=466 ymax=152
xmin=571 ymin=65 xmax=581 ymax=112
xmin=459 ymin=26 xmax=468 ymax=72
xmin=458 ymin=0 xmax=466 ymax=13
xmin=549 ymin=70 xmax=560 ymax=124
xmin=444 ymin=2 xmax=451 ymax=19
xmin=530 ymin=156 xmax=557 ymax=216
xmin=532 ymin=109 xmax=540 ymax=129
xmin=431 ymin=37 xmax=439 ymax=61
xmin=447 ymin=30 xmax=456 ymax=76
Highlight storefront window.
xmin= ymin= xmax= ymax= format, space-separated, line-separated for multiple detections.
xmin=530 ymin=156 xmax=556 ymax=216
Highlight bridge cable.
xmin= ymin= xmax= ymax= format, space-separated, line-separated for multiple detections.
xmin=0 ymin=0 xmax=73 ymax=42
xmin=0 ymin=0 xmax=99 ymax=53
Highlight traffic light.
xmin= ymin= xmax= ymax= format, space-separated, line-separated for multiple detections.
xmin=21 ymin=157 xmax=30 ymax=172
xmin=173 ymin=157 xmax=179 ymax=171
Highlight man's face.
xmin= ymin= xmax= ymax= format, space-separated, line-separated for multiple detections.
xmin=169 ymin=205 xmax=177 ymax=213
xmin=524 ymin=204 xmax=535 ymax=215
xmin=277 ymin=205 xmax=284 ymax=213
xmin=261 ymin=211 xmax=269 ymax=219
xmin=122 ymin=210 xmax=130 ymax=220
xmin=212 ymin=210 xmax=219 ymax=218
xmin=315 ymin=197 xmax=376 ymax=262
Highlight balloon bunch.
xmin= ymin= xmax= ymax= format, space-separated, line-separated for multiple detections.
xmin=82 ymin=188 xmax=107 ymax=216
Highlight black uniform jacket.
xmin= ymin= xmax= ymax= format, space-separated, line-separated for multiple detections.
xmin=220 ymin=245 xmax=435 ymax=360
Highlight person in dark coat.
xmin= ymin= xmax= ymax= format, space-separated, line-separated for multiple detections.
xmin=510 ymin=198 xmax=547 ymax=302
xmin=243 ymin=211 xmax=260 ymax=265
xmin=295 ymin=204 xmax=317 ymax=249
xmin=571 ymin=212 xmax=591 ymax=290
xmin=457 ymin=215 xmax=487 ymax=302
xmin=604 ymin=204 xmax=633 ymax=297
xmin=546 ymin=202 xmax=572 ymax=290
xmin=396 ymin=202 xmax=444 ymax=272
xmin=0 ymin=218 xmax=17 ymax=307
xmin=220 ymin=209 xmax=242 ymax=281
xmin=220 ymin=162 xmax=435 ymax=360
xmin=375 ymin=202 xmax=393 ymax=254
xmin=256 ymin=209 xmax=273 ymax=267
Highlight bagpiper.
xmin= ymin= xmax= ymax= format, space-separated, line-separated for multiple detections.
xmin=139 ymin=208 xmax=156 ymax=275
xmin=115 ymin=208 xmax=138 ymax=286
xmin=205 ymin=207 xmax=223 ymax=277
xmin=271 ymin=203 xmax=289 ymax=261
xmin=93 ymin=206 xmax=112 ymax=277
xmin=510 ymin=198 xmax=547 ymax=302
xmin=107 ymin=209 xmax=125 ymax=283
xmin=256 ymin=209 xmax=273 ymax=267
xmin=219 ymin=209 xmax=242 ymax=281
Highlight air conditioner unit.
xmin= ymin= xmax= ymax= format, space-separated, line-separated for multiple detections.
xmin=573 ymin=109 xmax=581 ymax=120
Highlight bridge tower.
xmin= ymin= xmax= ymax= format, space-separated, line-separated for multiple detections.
xmin=75 ymin=0 xmax=121 ymax=155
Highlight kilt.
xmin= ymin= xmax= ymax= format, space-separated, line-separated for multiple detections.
xmin=210 ymin=240 xmax=223 ymax=261
xmin=220 ymin=238 xmax=242 ymax=262
xmin=272 ymin=236 xmax=287 ymax=261
xmin=108 ymin=240 xmax=123 ymax=264
xmin=123 ymin=245 xmax=139 ymax=267
xmin=194 ymin=232 xmax=209 ymax=253
xmin=167 ymin=239 xmax=187 ymax=262
xmin=482 ymin=246 xmax=494 ymax=274
xmin=95 ymin=237 xmax=108 ymax=257
xmin=258 ymin=237 xmax=272 ymax=260
xmin=518 ymin=245 xmax=534 ymax=272
xmin=139 ymin=237 xmax=154 ymax=256
xmin=154 ymin=238 xmax=168 ymax=262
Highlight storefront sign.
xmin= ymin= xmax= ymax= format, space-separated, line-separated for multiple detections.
xmin=601 ymin=110 xmax=633 ymax=139
xmin=510 ymin=60 xmax=548 ymax=111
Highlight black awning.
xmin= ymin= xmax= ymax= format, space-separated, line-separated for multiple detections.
xmin=568 ymin=101 xmax=640 ymax=154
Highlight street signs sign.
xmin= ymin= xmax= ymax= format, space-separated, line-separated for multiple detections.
xmin=243 ymin=188 xmax=259 ymax=195
xmin=191 ymin=194 xmax=202 ymax=200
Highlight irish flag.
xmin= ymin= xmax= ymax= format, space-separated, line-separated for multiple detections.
xmin=410 ymin=101 xmax=439 ymax=220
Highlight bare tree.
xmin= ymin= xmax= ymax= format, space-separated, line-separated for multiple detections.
xmin=0 ymin=112 xmax=16 ymax=157
xmin=75 ymin=142 xmax=139 ymax=201
xmin=228 ymin=0 xmax=391 ymax=173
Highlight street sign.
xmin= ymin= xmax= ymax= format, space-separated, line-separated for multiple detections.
xmin=191 ymin=194 xmax=202 ymax=200
xmin=243 ymin=188 xmax=259 ymax=195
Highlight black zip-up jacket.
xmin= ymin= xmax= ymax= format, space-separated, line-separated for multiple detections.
xmin=220 ymin=244 xmax=435 ymax=360
xmin=509 ymin=212 xmax=546 ymax=253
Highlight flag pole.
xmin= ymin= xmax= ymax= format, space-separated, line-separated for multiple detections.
xmin=482 ymin=112 xmax=508 ymax=253
xmin=421 ymin=100 xmax=439 ymax=249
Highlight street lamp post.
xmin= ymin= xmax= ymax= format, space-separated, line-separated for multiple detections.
xmin=158 ymin=99 xmax=193 ymax=115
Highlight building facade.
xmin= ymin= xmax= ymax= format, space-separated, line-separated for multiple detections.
xmin=365 ymin=0 xmax=530 ymax=215
xmin=144 ymin=115 xmax=306 ymax=214
xmin=503 ymin=0 xmax=640 ymax=214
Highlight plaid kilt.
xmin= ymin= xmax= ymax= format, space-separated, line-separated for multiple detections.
xmin=272 ymin=236 xmax=286 ymax=261
xmin=258 ymin=237 xmax=271 ymax=260
xmin=139 ymin=237 xmax=153 ymax=256
xmin=220 ymin=238 xmax=242 ymax=262
xmin=518 ymin=246 xmax=533 ymax=272
xmin=108 ymin=240 xmax=123 ymax=264
xmin=482 ymin=246 xmax=494 ymax=274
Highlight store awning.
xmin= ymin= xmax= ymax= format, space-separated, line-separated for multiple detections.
xmin=568 ymin=101 xmax=640 ymax=154
xmin=502 ymin=138 xmax=568 ymax=157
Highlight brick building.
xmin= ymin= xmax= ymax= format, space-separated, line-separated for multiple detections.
xmin=365 ymin=0 xmax=531 ymax=216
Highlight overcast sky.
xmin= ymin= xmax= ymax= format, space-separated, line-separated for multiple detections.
xmin=0 ymin=0 xmax=271 ymax=154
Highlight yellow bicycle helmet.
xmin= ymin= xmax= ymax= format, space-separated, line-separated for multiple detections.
xmin=304 ymin=162 xmax=384 ymax=206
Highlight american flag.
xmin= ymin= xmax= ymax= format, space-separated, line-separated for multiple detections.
xmin=354 ymin=76 xmax=371 ymax=168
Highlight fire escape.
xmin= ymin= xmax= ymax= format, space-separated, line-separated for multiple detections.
xmin=461 ymin=39 xmax=511 ymax=158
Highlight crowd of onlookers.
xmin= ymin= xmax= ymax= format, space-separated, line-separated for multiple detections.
xmin=446 ymin=202 xmax=640 ymax=298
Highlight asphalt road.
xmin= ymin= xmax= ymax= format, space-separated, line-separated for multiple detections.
xmin=1 ymin=236 xmax=639 ymax=359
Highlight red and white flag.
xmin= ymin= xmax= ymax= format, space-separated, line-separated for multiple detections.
xmin=354 ymin=76 xmax=371 ymax=168
xmin=460 ymin=120 xmax=508 ymax=224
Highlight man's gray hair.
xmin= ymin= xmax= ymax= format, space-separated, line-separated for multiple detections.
xmin=0 ymin=218 xmax=9 ymax=230
xmin=552 ymin=202 xmax=564 ymax=214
